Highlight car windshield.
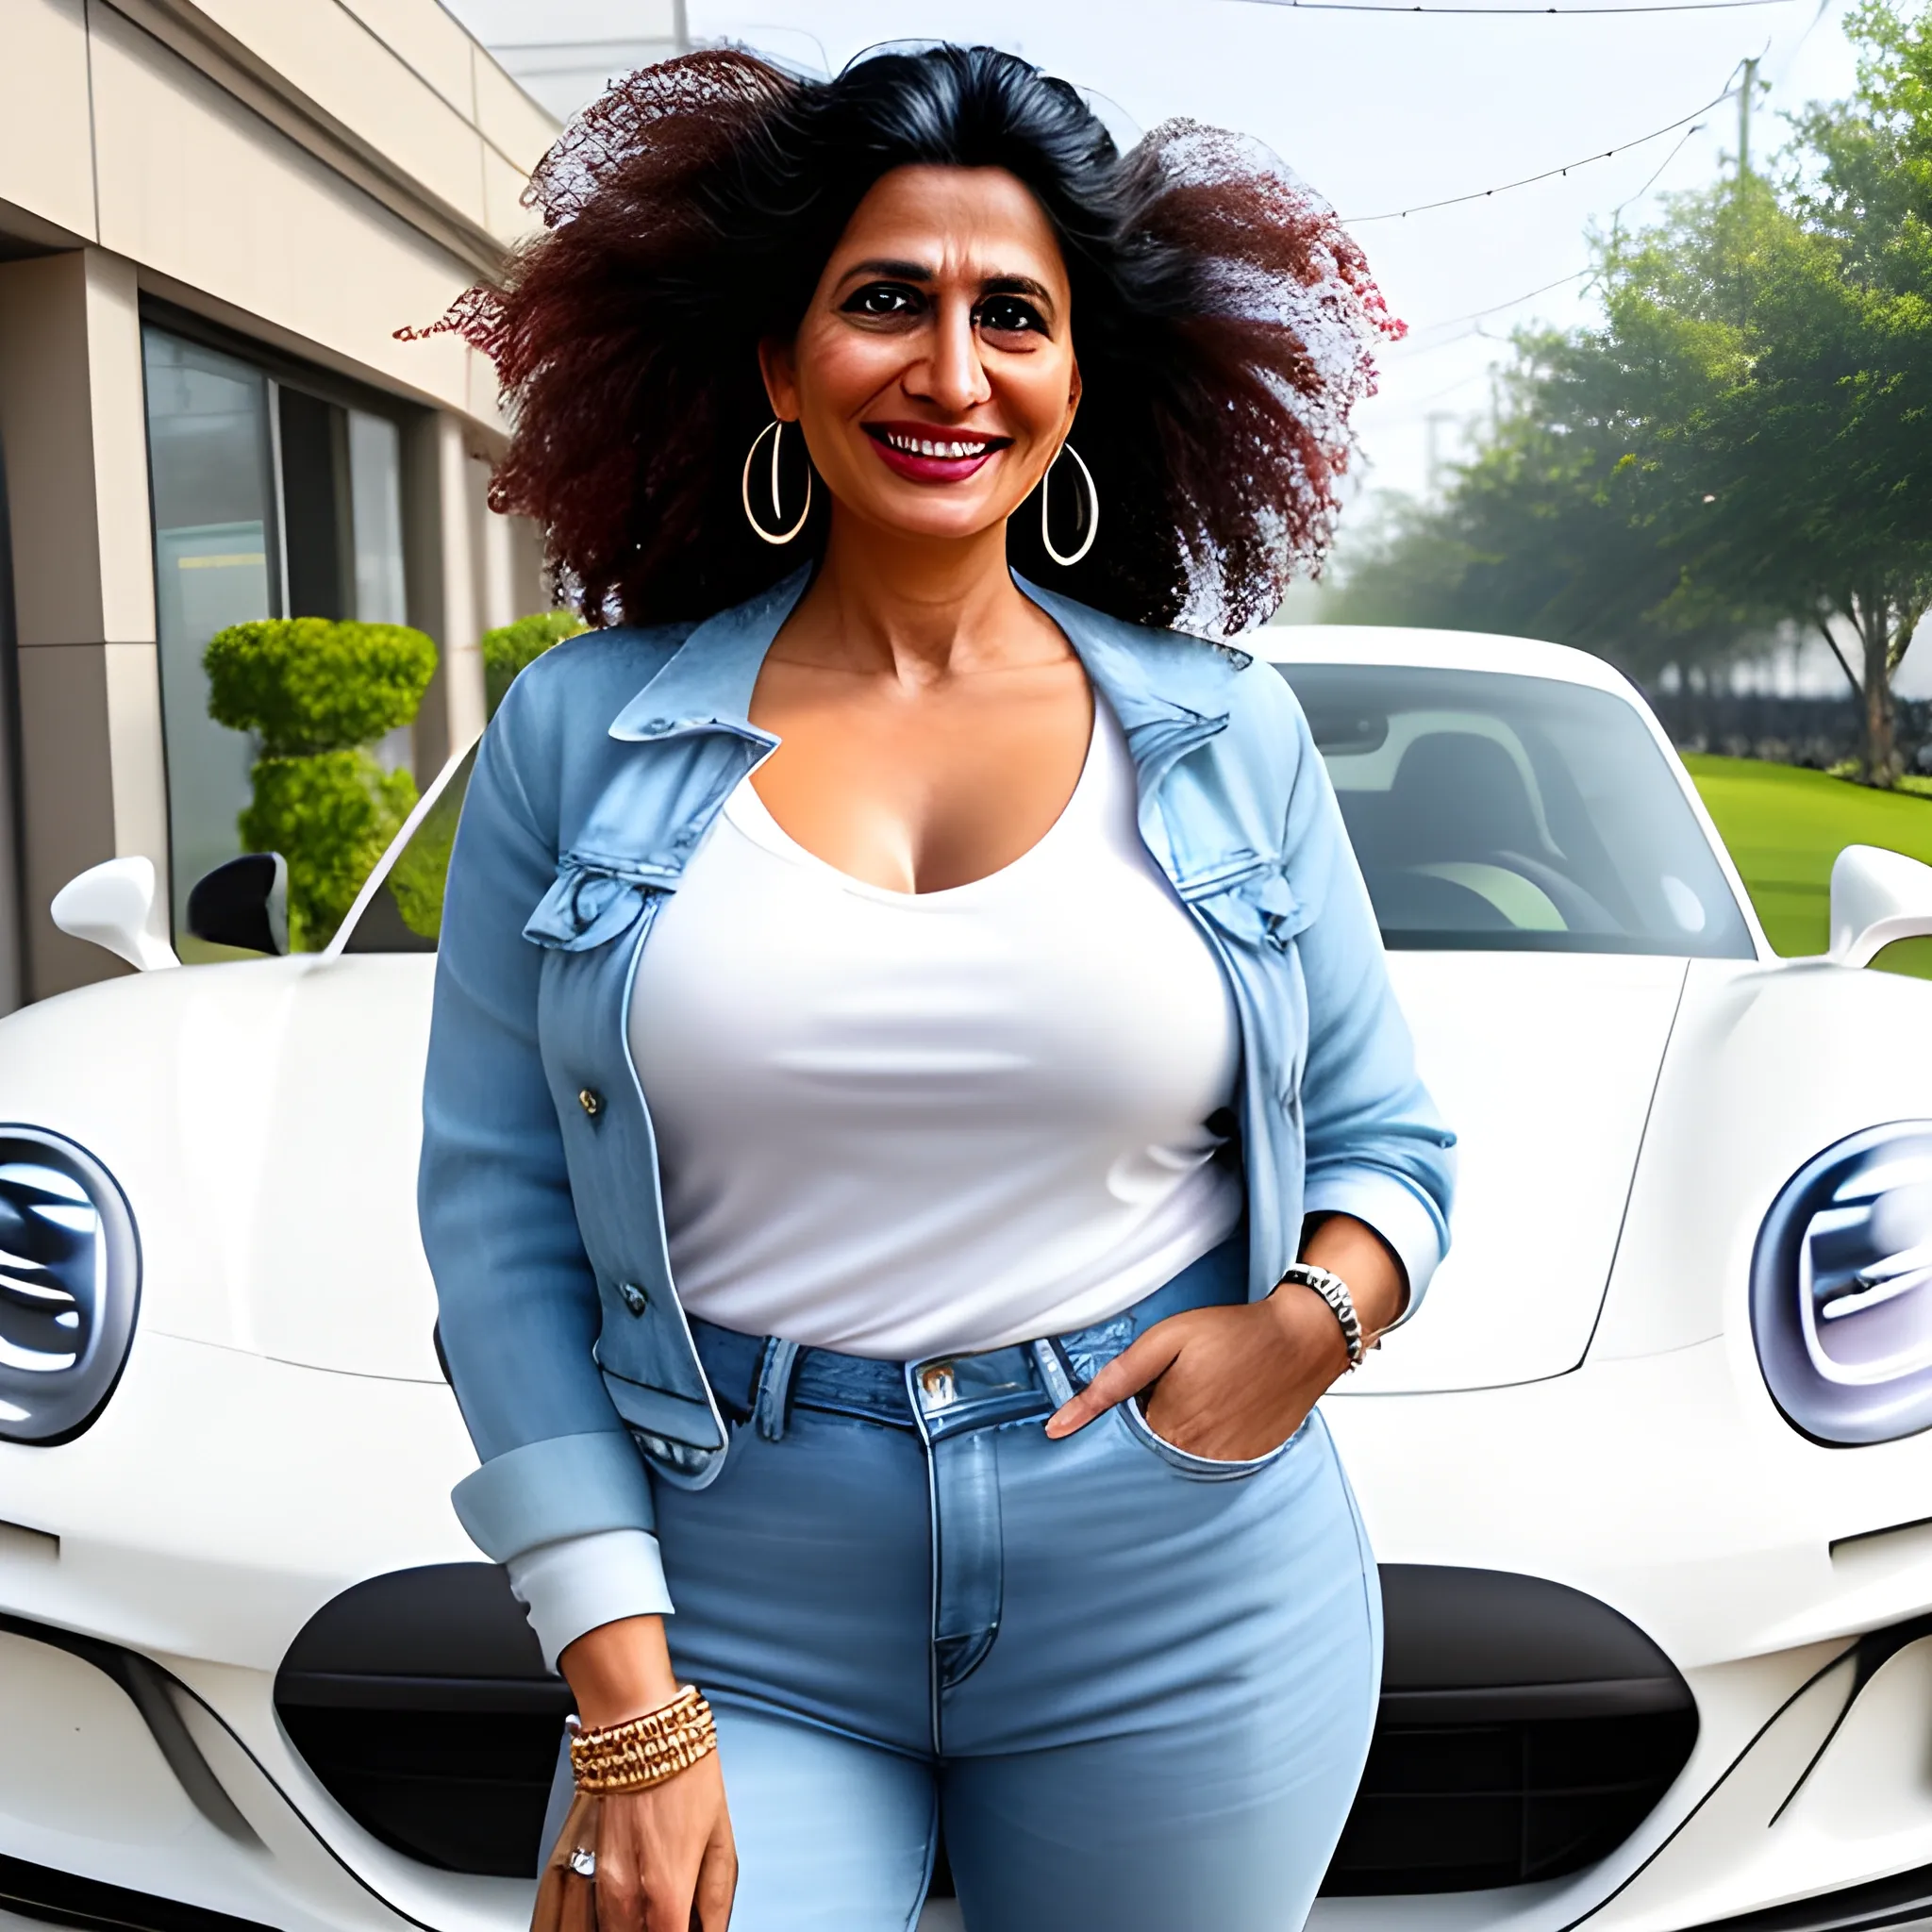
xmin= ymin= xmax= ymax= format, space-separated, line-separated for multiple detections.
xmin=342 ymin=670 xmax=1754 ymax=960
xmin=1276 ymin=664 xmax=1755 ymax=958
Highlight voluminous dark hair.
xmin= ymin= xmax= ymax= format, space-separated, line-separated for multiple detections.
xmin=426 ymin=44 xmax=1400 ymax=636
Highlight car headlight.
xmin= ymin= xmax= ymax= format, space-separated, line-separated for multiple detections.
xmin=0 ymin=1127 xmax=140 ymax=1444
xmin=1753 ymin=1122 xmax=1932 ymax=1445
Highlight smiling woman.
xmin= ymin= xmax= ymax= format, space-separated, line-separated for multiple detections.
xmin=417 ymin=42 xmax=1449 ymax=1932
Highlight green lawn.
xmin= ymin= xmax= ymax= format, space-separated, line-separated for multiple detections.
xmin=1683 ymin=753 xmax=1932 ymax=977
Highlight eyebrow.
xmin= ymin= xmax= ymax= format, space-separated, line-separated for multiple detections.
xmin=838 ymin=259 xmax=1056 ymax=303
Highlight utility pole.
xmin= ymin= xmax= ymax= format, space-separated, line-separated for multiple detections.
xmin=1739 ymin=55 xmax=1759 ymax=179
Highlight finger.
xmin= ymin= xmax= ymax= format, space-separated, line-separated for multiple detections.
xmin=1044 ymin=1327 xmax=1183 ymax=1438
xmin=692 ymin=1835 xmax=737 ymax=1932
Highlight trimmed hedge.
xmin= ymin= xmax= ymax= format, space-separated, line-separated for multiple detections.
xmin=205 ymin=617 xmax=437 ymax=949
xmin=207 ymin=619 xmax=436 ymax=756
xmin=482 ymin=610 xmax=585 ymax=717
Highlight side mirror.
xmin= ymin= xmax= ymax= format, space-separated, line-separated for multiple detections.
xmin=187 ymin=853 xmax=290 ymax=957
xmin=1830 ymin=844 xmax=1932 ymax=967
xmin=50 ymin=857 xmax=179 ymax=973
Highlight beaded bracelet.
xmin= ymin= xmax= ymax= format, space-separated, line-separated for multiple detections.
xmin=570 ymin=1687 xmax=720 ymax=1793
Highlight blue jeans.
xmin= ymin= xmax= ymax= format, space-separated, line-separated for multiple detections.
xmin=581 ymin=1241 xmax=1380 ymax=1930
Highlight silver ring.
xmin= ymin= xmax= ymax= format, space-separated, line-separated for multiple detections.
xmin=568 ymin=1847 xmax=596 ymax=1880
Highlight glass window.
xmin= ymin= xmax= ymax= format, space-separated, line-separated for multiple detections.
xmin=1276 ymin=664 xmax=1756 ymax=958
xmin=143 ymin=325 xmax=414 ymax=953
xmin=142 ymin=330 xmax=276 ymax=944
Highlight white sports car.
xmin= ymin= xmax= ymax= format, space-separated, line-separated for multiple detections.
xmin=4 ymin=627 xmax=1932 ymax=1932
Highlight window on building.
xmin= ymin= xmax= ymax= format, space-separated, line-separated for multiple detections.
xmin=141 ymin=325 xmax=412 ymax=952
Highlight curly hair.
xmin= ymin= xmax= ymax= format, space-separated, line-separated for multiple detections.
xmin=424 ymin=44 xmax=1400 ymax=637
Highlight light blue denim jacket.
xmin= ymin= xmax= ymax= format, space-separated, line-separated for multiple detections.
xmin=420 ymin=570 xmax=1455 ymax=1615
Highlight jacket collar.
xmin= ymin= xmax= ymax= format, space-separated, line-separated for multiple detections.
xmin=608 ymin=567 xmax=1248 ymax=755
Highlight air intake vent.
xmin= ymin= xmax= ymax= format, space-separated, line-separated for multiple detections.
xmin=277 ymin=1562 xmax=1696 ymax=1893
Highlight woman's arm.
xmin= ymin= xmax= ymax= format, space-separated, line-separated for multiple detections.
xmin=420 ymin=671 xmax=735 ymax=1927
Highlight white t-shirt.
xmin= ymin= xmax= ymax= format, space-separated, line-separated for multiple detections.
xmin=625 ymin=698 xmax=1242 ymax=1359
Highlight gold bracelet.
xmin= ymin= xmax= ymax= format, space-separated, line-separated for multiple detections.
xmin=571 ymin=1688 xmax=719 ymax=1793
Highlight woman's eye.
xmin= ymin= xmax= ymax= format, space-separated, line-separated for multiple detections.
xmin=843 ymin=282 xmax=923 ymax=319
xmin=977 ymin=296 xmax=1047 ymax=337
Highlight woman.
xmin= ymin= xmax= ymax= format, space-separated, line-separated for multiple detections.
xmin=420 ymin=43 xmax=1453 ymax=1932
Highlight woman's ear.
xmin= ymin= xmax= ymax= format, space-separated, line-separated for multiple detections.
xmin=1065 ymin=357 xmax=1083 ymax=427
xmin=757 ymin=337 xmax=800 ymax=421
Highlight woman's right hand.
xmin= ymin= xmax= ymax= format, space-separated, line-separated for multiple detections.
xmin=558 ymin=1616 xmax=738 ymax=1929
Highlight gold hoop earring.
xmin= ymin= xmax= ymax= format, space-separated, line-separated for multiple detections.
xmin=1041 ymin=441 xmax=1099 ymax=567
xmin=742 ymin=419 xmax=812 ymax=545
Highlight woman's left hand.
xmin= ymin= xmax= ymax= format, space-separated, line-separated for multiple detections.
xmin=1043 ymin=1213 xmax=1407 ymax=1461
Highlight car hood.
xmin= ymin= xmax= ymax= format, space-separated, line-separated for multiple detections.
xmin=1 ymin=946 xmax=1690 ymax=1393
xmin=1335 ymin=951 xmax=1690 ymax=1395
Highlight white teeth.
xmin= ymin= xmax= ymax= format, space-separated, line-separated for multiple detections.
xmin=885 ymin=430 xmax=989 ymax=459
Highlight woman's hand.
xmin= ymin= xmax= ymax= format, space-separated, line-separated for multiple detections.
xmin=558 ymin=1616 xmax=737 ymax=1929
xmin=1043 ymin=1213 xmax=1407 ymax=1460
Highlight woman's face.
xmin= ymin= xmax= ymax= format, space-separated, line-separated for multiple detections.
xmin=761 ymin=165 xmax=1081 ymax=546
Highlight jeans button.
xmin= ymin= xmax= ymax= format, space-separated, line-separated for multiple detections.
xmin=919 ymin=1362 xmax=957 ymax=1408
xmin=618 ymin=1282 xmax=648 ymax=1317
xmin=578 ymin=1088 xmax=603 ymax=1118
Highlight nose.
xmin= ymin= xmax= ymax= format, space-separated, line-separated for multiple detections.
xmin=909 ymin=293 xmax=992 ymax=415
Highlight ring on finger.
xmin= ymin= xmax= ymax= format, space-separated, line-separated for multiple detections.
xmin=568 ymin=1847 xmax=596 ymax=1879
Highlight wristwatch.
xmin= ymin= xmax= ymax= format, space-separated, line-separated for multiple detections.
xmin=1277 ymin=1262 xmax=1366 ymax=1369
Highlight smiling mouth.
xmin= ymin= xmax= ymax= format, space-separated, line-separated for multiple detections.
xmin=862 ymin=424 xmax=1010 ymax=480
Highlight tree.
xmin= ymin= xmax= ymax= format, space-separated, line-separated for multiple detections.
xmin=1597 ymin=167 xmax=1932 ymax=781
xmin=1329 ymin=334 xmax=1775 ymax=681
xmin=1334 ymin=1 xmax=1932 ymax=782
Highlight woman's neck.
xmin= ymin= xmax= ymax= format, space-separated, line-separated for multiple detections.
xmin=776 ymin=509 xmax=1067 ymax=691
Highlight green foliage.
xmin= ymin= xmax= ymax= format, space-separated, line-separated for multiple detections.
xmin=206 ymin=618 xmax=437 ymax=755
xmin=482 ymin=610 xmax=586 ymax=717
xmin=205 ymin=615 xmax=437 ymax=948
xmin=239 ymin=751 xmax=416 ymax=951
xmin=384 ymin=772 xmax=464 ymax=940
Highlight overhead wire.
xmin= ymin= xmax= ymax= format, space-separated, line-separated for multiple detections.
xmin=1252 ymin=0 xmax=1792 ymax=12
xmin=1341 ymin=79 xmax=1738 ymax=220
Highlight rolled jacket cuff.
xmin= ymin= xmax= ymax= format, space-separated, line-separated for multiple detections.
xmin=451 ymin=1430 xmax=657 ymax=1564
xmin=508 ymin=1529 xmax=674 ymax=1671
xmin=1303 ymin=1169 xmax=1447 ymax=1324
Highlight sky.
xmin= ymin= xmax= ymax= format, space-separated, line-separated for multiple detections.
xmin=441 ymin=0 xmax=1871 ymax=672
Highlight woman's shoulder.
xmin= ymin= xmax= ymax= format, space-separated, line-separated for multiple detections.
xmin=1041 ymin=588 xmax=1310 ymax=774
xmin=504 ymin=620 xmax=699 ymax=723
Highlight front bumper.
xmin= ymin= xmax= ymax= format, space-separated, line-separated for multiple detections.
xmin=2 ymin=1326 xmax=1929 ymax=1932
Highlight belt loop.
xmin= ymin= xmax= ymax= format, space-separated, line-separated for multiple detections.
xmin=1032 ymin=1337 xmax=1077 ymax=1407
xmin=754 ymin=1338 xmax=801 ymax=1441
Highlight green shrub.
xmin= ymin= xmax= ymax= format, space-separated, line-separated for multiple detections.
xmin=482 ymin=610 xmax=586 ymax=717
xmin=207 ymin=619 xmax=436 ymax=755
xmin=206 ymin=616 xmax=438 ymax=949
xmin=240 ymin=752 xmax=416 ymax=951
xmin=384 ymin=774 xmax=464 ymax=940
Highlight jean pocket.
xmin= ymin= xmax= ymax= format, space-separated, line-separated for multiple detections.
xmin=1113 ymin=1395 xmax=1302 ymax=1481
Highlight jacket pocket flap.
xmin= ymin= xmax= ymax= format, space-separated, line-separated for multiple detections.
xmin=525 ymin=859 xmax=658 ymax=951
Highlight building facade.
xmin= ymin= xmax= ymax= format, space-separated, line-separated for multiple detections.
xmin=0 ymin=0 xmax=560 ymax=1007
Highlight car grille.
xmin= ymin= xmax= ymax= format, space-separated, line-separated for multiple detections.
xmin=275 ymin=1563 xmax=1698 ymax=1891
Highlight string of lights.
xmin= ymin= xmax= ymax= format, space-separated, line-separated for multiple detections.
xmin=1341 ymin=82 xmax=1736 ymax=221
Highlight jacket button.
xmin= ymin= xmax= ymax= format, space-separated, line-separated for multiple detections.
xmin=618 ymin=1282 xmax=648 ymax=1316
xmin=578 ymin=1088 xmax=603 ymax=1118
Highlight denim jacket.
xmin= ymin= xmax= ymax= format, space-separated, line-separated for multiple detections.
xmin=420 ymin=570 xmax=1455 ymax=1609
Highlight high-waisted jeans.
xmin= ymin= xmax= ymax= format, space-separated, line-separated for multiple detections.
xmin=563 ymin=1240 xmax=1381 ymax=1930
